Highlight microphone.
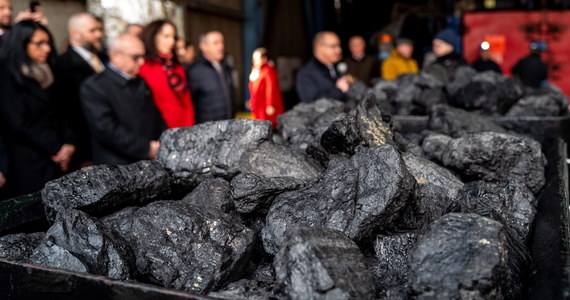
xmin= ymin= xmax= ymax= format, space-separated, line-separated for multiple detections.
xmin=336 ymin=62 xmax=354 ymax=83
xmin=336 ymin=62 xmax=348 ymax=77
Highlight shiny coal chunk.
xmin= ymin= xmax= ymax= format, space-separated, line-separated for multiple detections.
xmin=368 ymin=232 xmax=419 ymax=294
xmin=0 ymin=232 xmax=44 ymax=262
xmin=440 ymin=132 xmax=546 ymax=194
xmin=458 ymin=181 xmax=537 ymax=244
xmin=29 ymin=241 xmax=88 ymax=274
xmin=262 ymin=144 xmax=415 ymax=254
xmin=321 ymin=95 xmax=394 ymax=156
xmin=409 ymin=213 xmax=528 ymax=299
xmin=274 ymin=226 xmax=376 ymax=300
xmin=156 ymin=119 xmax=272 ymax=190
xmin=428 ymin=104 xmax=506 ymax=138
xmin=400 ymin=153 xmax=463 ymax=229
xmin=276 ymin=98 xmax=346 ymax=151
xmin=42 ymin=160 xmax=170 ymax=222
xmin=231 ymin=173 xmax=304 ymax=215
xmin=105 ymin=200 xmax=256 ymax=294
xmin=239 ymin=141 xmax=323 ymax=182
xmin=507 ymin=84 xmax=569 ymax=117
xmin=33 ymin=209 xmax=133 ymax=279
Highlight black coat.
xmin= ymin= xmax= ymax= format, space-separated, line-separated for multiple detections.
xmin=186 ymin=56 xmax=236 ymax=124
xmin=472 ymin=58 xmax=502 ymax=74
xmin=296 ymin=58 xmax=345 ymax=102
xmin=52 ymin=48 xmax=108 ymax=163
xmin=0 ymin=67 xmax=74 ymax=197
xmin=80 ymin=67 xmax=166 ymax=165
xmin=511 ymin=53 xmax=548 ymax=89
xmin=433 ymin=52 xmax=468 ymax=81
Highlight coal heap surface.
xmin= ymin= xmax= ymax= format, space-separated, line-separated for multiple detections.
xmin=274 ymin=226 xmax=376 ymax=300
xmin=0 ymin=232 xmax=44 ymax=262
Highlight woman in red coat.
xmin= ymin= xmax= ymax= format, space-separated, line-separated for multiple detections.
xmin=139 ymin=20 xmax=195 ymax=128
xmin=248 ymin=48 xmax=284 ymax=127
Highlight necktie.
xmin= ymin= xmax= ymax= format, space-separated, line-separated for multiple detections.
xmin=327 ymin=65 xmax=337 ymax=80
xmin=90 ymin=53 xmax=103 ymax=73
xmin=213 ymin=62 xmax=233 ymax=119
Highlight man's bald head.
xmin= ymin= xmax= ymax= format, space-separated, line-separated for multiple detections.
xmin=109 ymin=34 xmax=145 ymax=77
xmin=313 ymin=31 xmax=342 ymax=65
xmin=68 ymin=12 xmax=103 ymax=52
xmin=348 ymin=35 xmax=366 ymax=58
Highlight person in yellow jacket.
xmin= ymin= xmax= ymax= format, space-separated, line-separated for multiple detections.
xmin=381 ymin=38 xmax=419 ymax=80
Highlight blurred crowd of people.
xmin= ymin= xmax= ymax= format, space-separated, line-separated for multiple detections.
xmin=0 ymin=0 xmax=550 ymax=199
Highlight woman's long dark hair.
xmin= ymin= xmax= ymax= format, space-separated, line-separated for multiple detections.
xmin=0 ymin=20 xmax=57 ymax=86
xmin=141 ymin=19 xmax=179 ymax=63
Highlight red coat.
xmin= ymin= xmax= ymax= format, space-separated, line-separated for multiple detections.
xmin=248 ymin=64 xmax=284 ymax=127
xmin=139 ymin=61 xmax=195 ymax=128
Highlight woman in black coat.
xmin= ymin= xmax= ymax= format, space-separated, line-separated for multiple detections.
xmin=0 ymin=21 xmax=75 ymax=197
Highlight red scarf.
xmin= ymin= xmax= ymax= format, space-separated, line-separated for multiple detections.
xmin=159 ymin=53 xmax=185 ymax=97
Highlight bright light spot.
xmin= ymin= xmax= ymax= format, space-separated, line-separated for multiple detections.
xmin=480 ymin=41 xmax=490 ymax=51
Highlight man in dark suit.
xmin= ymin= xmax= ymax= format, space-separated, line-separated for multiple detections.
xmin=53 ymin=13 xmax=107 ymax=168
xmin=296 ymin=31 xmax=350 ymax=102
xmin=80 ymin=34 xmax=165 ymax=165
xmin=186 ymin=31 xmax=236 ymax=123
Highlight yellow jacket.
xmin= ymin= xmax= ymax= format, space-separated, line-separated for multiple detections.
xmin=381 ymin=49 xmax=419 ymax=80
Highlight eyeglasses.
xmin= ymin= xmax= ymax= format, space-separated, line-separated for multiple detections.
xmin=321 ymin=43 xmax=341 ymax=49
xmin=118 ymin=50 xmax=145 ymax=61
xmin=29 ymin=40 xmax=50 ymax=48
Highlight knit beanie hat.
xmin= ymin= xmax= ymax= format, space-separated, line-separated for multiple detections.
xmin=434 ymin=28 xmax=459 ymax=47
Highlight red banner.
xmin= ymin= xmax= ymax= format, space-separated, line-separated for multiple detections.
xmin=463 ymin=11 xmax=570 ymax=98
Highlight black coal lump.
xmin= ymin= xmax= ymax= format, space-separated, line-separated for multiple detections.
xmin=428 ymin=104 xmax=506 ymax=138
xmin=105 ymin=199 xmax=256 ymax=294
xmin=400 ymin=153 xmax=463 ymax=229
xmin=409 ymin=213 xmax=528 ymax=299
xmin=238 ymin=141 xmax=323 ymax=182
xmin=277 ymin=98 xmax=346 ymax=151
xmin=156 ymin=119 xmax=272 ymax=190
xmin=31 ymin=209 xmax=133 ymax=279
xmin=321 ymin=94 xmax=395 ymax=156
xmin=458 ymin=180 xmax=537 ymax=244
xmin=273 ymin=226 xmax=376 ymax=300
xmin=230 ymin=173 xmax=305 ymax=215
xmin=0 ymin=232 xmax=45 ymax=262
xmin=42 ymin=160 xmax=171 ymax=222
xmin=440 ymin=131 xmax=546 ymax=194
xmin=262 ymin=144 xmax=415 ymax=255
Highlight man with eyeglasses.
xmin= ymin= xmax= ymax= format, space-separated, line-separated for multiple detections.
xmin=79 ymin=34 xmax=165 ymax=165
xmin=296 ymin=31 xmax=350 ymax=102
xmin=52 ymin=13 xmax=108 ymax=169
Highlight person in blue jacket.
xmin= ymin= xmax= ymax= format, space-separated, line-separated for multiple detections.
xmin=296 ymin=31 xmax=350 ymax=102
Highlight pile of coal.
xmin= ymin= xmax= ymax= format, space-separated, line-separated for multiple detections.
xmin=42 ymin=160 xmax=171 ymax=222
xmin=366 ymin=64 xmax=566 ymax=118
xmin=1 ymin=98 xmax=550 ymax=299
xmin=273 ymin=226 xmax=376 ymax=300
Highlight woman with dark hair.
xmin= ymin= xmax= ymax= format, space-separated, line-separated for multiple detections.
xmin=139 ymin=19 xmax=194 ymax=128
xmin=248 ymin=48 xmax=284 ymax=128
xmin=0 ymin=20 xmax=75 ymax=197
